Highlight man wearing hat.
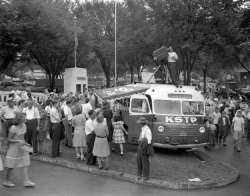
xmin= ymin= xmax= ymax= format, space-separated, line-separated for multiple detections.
xmin=136 ymin=116 xmax=152 ymax=180
xmin=0 ymin=97 xmax=19 ymax=137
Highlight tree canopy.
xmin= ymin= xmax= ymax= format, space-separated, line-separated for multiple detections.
xmin=0 ymin=0 xmax=250 ymax=89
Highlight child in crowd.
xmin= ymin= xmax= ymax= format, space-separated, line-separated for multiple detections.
xmin=112 ymin=114 xmax=128 ymax=156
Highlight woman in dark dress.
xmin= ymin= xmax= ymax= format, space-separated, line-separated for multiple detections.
xmin=102 ymin=100 xmax=114 ymax=151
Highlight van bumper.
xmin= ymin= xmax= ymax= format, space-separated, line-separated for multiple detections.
xmin=153 ymin=142 xmax=209 ymax=149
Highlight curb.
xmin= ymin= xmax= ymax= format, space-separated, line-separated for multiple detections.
xmin=0 ymin=149 xmax=239 ymax=190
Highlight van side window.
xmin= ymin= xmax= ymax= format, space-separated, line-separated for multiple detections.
xmin=131 ymin=99 xmax=149 ymax=113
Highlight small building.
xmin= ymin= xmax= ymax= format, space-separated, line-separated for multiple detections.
xmin=64 ymin=68 xmax=88 ymax=94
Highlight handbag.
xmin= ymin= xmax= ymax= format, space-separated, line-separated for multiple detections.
xmin=20 ymin=144 xmax=34 ymax=153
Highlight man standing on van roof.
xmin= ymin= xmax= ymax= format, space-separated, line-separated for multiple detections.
xmin=167 ymin=46 xmax=178 ymax=84
xmin=137 ymin=116 xmax=153 ymax=181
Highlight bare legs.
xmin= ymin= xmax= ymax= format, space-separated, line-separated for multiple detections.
xmin=23 ymin=167 xmax=30 ymax=181
xmin=5 ymin=167 xmax=31 ymax=183
xmin=119 ymin=144 xmax=124 ymax=155
xmin=75 ymin=147 xmax=85 ymax=160
xmin=97 ymin=157 xmax=109 ymax=169
xmin=5 ymin=168 xmax=14 ymax=182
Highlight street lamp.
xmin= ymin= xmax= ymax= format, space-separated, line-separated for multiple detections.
xmin=74 ymin=16 xmax=78 ymax=68
xmin=114 ymin=0 xmax=117 ymax=87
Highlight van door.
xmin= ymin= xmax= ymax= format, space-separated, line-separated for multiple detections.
xmin=128 ymin=94 xmax=153 ymax=144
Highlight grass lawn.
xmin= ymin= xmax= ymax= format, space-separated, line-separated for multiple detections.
xmin=0 ymin=134 xmax=235 ymax=183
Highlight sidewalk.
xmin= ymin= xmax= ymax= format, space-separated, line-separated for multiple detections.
xmin=0 ymin=137 xmax=239 ymax=190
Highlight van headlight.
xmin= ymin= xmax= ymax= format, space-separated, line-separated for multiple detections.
xmin=158 ymin=126 xmax=164 ymax=132
xmin=199 ymin=127 xmax=205 ymax=133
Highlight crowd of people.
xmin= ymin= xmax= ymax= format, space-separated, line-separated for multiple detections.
xmin=0 ymin=87 xmax=153 ymax=187
xmin=205 ymin=96 xmax=249 ymax=152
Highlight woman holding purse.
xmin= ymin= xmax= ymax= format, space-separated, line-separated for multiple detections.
xmin=4 ymin=112 xmax=35 ymax=187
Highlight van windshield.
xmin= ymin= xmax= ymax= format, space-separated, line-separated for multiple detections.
xmin=154 ymin=100 xmax=204 ymax=115
xmin=154 ymin=100 xmax=181 ymax=115
xmin=182 ymin=101 xmax=204 ymax=115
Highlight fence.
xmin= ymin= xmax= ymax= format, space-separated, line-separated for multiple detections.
xmin=0 ymin=91 xmax=46 ymax=106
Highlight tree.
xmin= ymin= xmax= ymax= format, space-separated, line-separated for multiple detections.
xmin=13 ymin=0 xmax=76 ymax=90
xmin=0 ymin=0 xmax=25 ymax=75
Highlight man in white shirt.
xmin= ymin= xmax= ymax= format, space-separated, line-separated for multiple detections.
xmin=50 ymin=101 xmax=62 ymax=158
xmin=85 ymin=110 xmax=96 ymax=165
xmin=211 ymin=107 xmax=221 ymax=142
xmin=81 ymin=98 xmax=93 ymax=118
xmin=167 ymin=46 xmax=178 ymax=84
xmin=136 ymin=116 xmax=152 ymax=180
xmin=231 ymin=110 xmax=245 ymax=152
xmin=0 ymin=97 xmax=19 ymax=137
xmin=23 ymin=100 xmax=40 ymax=155
xmin=63 ymin=101 xmax=73 ymax=147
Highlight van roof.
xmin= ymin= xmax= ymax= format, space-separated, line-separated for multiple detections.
xmin=145 ymin=85 xmax=204 ymax=101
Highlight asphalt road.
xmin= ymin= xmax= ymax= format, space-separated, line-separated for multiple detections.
xmin=0 ymin=135 xmax=249 ymax=196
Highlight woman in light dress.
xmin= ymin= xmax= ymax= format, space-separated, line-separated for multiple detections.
xmin=93 ymin=114 xmax=110 ymax=170
xmin=0 ymin=136 xmax=3 ymax=172
xmin=4 ymin=112 xmax=35 ymax=187
xmin=72 ymin=107 xmax=87 ymax=161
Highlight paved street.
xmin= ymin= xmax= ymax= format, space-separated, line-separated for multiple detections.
xmin=0 ymin=135 xmax=249 ymax=196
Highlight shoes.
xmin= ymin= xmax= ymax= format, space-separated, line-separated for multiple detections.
xmin=98 ymin=167 xmax=103 ymax=170
xmin=77 ymin=154 xmax=80 ymax=159
xmin=120 ymin=153 xmax=124 ymax=156
xmin=23 ymin=181 xmax=35 ymax=187
xmin=223 ymin=144 xmax=227 ymax=146
xmin=3 ymin=181 xmax=15 ymax=187
xmin=104 ymin=167 xmax=109 ymax=170
xmin=112 ymin=148 xmax=115 ymax=152
xmin=237 ymin=150 xmax=241 ymax=152
xmin=59 ymin=151 xmax=62 ymax=155
xmin=80 ymin=156 xmax=85 ymax=161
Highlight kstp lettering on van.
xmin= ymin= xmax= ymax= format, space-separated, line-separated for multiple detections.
xmin=165 ymin=116 xmax=198 ymax=124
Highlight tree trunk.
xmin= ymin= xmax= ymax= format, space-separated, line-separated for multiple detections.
xmin=105 ymin=71 xmax=110 ymax=87
xmin=49 ymin=74 xmax=55 ymax=91
xmin=203 ymin=68 xmax=207 ymax=93
xmin=137 ymin=66 xmax=141 ymax=82
xmin=130 ymin=65 xmax=134 ymax=84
